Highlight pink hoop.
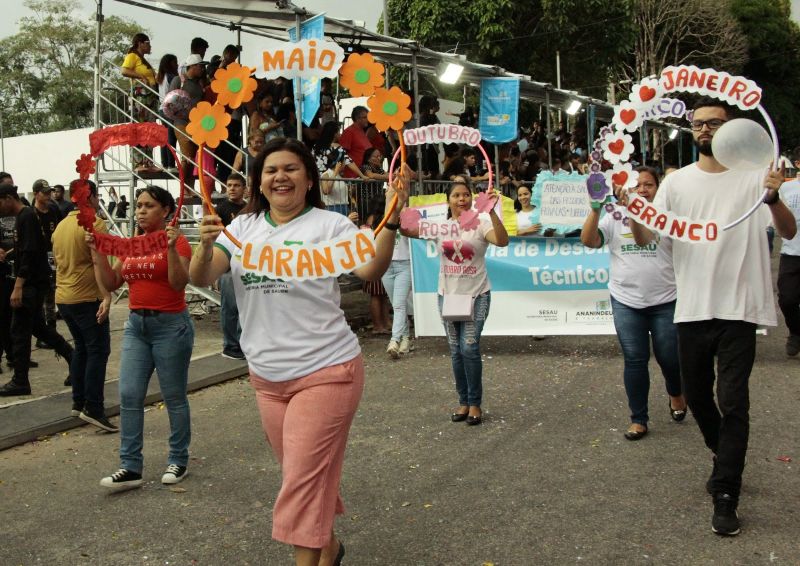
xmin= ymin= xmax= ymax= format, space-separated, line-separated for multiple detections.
xmin=388 ymin=141 xmax=494 ymax=192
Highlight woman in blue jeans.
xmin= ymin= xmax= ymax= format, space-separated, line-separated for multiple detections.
xmin=90 ymin=186 xmax=195 ymax=490
xmin=404 ymin=180 xmax=509 ymax=424
xmin=581 ymin=167 xmax=686 ymax=440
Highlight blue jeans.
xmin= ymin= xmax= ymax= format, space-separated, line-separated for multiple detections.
xmin=438 ymin=292 xmax=491 ymax=407
xmin=57 ymin=301 xmax=111 ymax=415
xmin=218 ymin=271 xmax=241 ymax=353
xmin=381 ymin=260 xmax=411 ymax=341
xmin=118 ymin=309 xmax=194 ymax=473
xmin=610 ymin=296 xmax=681 ymax=425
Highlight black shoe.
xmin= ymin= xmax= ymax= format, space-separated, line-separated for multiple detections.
xmin=161 ymin=464 xmax=188 ymax=484
xmin=221 ymin=349 xmax=246 ymax=360
xmin=624 ymin=425 xmax=648 ymax=441
xmin=466 ymin=415 xmax=482 ymax=426
xmin=35 ymin=339 xmax=54 ymax=350
xmin=333 ymin=541 xmax=345 ymax=566
xmin=71 ymin=401 xmax=85 ymax=417
xmin=669 ymin=401 xmax=687 ymax=422
xmin=100 ymin=469 xmax=143 ymax=492
xmin=451 ymin=409 xmax=469 ymax=422
xmin=786 ymin=335 xmax=800 ymax=357
xmin=79 ymin=410 xmax=119 ymax=433
xmin=0 ymin=380 xmax=31 ymax=396
xmin=711 ymin=493 xmax=741 ymax=536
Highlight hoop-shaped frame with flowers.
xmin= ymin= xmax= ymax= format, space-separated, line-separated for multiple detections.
xmin=70 ymin=122 xmax=186 ymax=257
xmin=588 ymin=66 xmax=779 ymax=235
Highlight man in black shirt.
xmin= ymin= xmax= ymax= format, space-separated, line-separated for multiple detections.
xmin=53 ymin=184 xmax=75 ymax=216
xmin=216 ymin=173 xmax=246 ymax=359
xmin=0 ymin=184 xmax=73 ymax=396
xmin=32 ymin=179 xmax=62 ymax=339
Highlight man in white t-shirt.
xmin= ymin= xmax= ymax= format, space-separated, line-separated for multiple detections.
xmin=628 ymin=98 xmax=796 ymax=537
xmin=777 ymin=147 xmax=800 ymax=356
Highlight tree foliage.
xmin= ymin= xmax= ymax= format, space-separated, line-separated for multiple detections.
xmin=386 ymin=0 xmax=635 ymax=100
xmin=730 ymin=0 xmax=800 ymax=149
xmin=0 ymin=0 xmax=143 ymax=137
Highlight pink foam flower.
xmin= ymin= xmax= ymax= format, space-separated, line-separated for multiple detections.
xmin=399 ymin=207 xmax=422 ymax=231
xmin=458 ymin=209 xmax=480 ymax=231
xmin=474 ymin=191 xmax=497 ymax=214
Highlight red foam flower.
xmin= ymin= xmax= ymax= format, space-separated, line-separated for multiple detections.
xmin=77 ymin=208 xmax=96 ymax=232
xmin=76 ymin=154 xmax=96 ymax=179
xmin=70 ymin=179 xmax=90 ymax=205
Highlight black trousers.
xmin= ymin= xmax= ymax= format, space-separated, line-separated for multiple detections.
xmin=0 ymin=276 xmax=13 ymax=361
xmin=778 ymin=254 xmax=800 ymax=336
xmin=677 ymin=319 xmax=756 ymax=499
xmin=10 ymin=283 xmax=72 ymax=386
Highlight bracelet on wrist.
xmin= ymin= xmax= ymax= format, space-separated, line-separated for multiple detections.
xmin=763 ymin=190 xmax=780 ymax=206
xmin=384 ymin=222 xmax=400 ymax=231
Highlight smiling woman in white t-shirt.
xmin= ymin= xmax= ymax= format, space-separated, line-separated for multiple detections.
xmin=403 ymin=180 xmax=509 ymax=426
xmin=189 ymin=138 xmax=407 ymax=566
xmin=514 ymin=185 xmax=542 ymax=236
xmin=581 ymin=166 xmax=686 ymax=441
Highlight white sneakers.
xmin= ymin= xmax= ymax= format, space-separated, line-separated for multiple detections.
xmin=387 ymin=336 xmax=412 ymax=359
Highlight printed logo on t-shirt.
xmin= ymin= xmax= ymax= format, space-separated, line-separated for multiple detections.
xmin=441 ymin=240 xmax=475 ymax=265
xmin=618 ymin=231 xmax=661 ymax=258
xmin=122 ymin=253 xmax=162 ymax=280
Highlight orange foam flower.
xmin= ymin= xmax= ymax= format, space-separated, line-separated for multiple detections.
xmin=367 ymin=87 xmax=412 ymax=132
xmin=211 ymin=63 xmax=257 ymax=109
xmin=186 ymin=102 xmax=231 ymax=148
xmin=339 ymin=53 xmax=385 ymax=97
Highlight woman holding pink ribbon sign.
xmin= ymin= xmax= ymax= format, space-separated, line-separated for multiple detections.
xmin=403 ymin=182 xmax=509 ymax=425
xmin=189 ymin=138 xmax=406 ymax=566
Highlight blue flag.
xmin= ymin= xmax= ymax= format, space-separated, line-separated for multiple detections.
xmin=288 ymin=14 xmax=325 ymax=127
xmin=479 ymin=78 xmax=520 ymax=143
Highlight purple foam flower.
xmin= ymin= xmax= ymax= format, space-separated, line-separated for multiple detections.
xmin=586 ymin=173 xmax=610 ymax=202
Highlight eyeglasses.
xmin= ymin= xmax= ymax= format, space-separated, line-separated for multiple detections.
xmin=690 ymin=119 xmax=726 ymax=131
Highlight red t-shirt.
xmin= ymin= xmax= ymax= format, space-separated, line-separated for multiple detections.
xmin=122 ymin=235 xmax=192 ymax=312
xmin=339 ymin=124 xmax=372 ymax=178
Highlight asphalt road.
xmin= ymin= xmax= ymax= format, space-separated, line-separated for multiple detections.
xmin=2 ymin=323 xmax=799 ymax=565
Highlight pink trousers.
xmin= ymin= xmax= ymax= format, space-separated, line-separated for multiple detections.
xmin=249 ymin=355 xmax=364 ymax=549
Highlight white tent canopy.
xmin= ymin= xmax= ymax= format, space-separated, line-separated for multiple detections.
xmin=114 ymin=0 xmax=615 ymax=118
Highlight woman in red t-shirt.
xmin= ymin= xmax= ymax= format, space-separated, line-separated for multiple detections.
xmin=89 ymin=186 xmax=195 ymax=492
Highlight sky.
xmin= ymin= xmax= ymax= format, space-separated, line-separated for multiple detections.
xmin=0 ymin=0 xmax=385 ymax=61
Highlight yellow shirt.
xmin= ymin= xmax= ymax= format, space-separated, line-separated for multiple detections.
xmin=52 ymin=212 xmax=108 ymax=304
xmin=121 ymin=52 xmax=156 ymax=87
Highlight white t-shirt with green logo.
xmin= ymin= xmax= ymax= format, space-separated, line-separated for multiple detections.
xmin=215 ymin=207 xmax=361 ymax=382
xmin=599 ymin=205 xmax=676 ymax=309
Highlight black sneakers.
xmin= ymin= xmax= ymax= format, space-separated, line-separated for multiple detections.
xmin=71 ymin=401 xmax=84 ymax=417
xmin=79 ymin=410 xmax=119 ymax=433
xmin=0 ymin=380 xmax=31 ymax=396
xmin=161 ymin=464 xmax=188 ymax=484
xmin=100 ymin=469 xmax=143 ymax=492
xmin=711 ymin=493 xmax=741 ymax=536
xmin=221 ymin=349 xmax=246 ymax=360
xmin=786 ymin=335 xmax=800 ymax=357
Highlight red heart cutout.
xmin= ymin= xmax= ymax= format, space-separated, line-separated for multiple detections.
xmin=608 ymin=140 xmax=625 ymax=155
xmin=639 ymin=86 xmax=656 ymax=101
xmin=611 ymin=171 xmax=628 ymax=187
xmin=620 ymin=109 xmax=636 ymax=125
